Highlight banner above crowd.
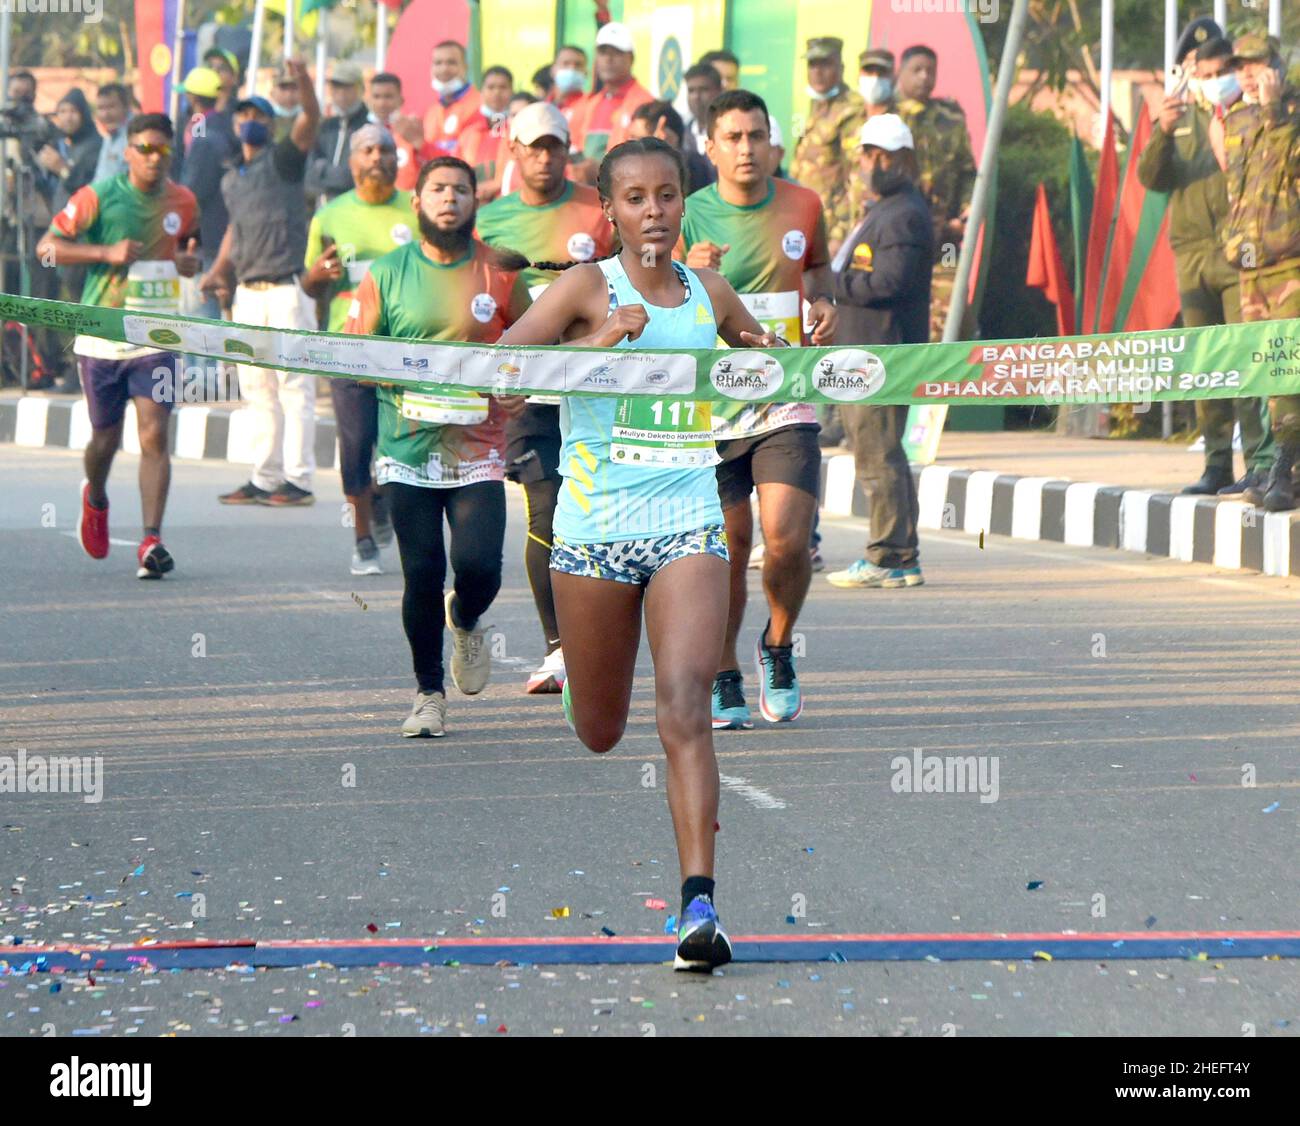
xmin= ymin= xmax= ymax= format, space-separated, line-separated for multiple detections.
xmin=3 ymin=294 xmax=1297 ymax=408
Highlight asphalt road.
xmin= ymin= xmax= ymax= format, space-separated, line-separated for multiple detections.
xmin=1 ymin=444 xmax=1297 ymax=1037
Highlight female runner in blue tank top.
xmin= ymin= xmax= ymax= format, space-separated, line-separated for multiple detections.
xmin=498 ymin=137 xmax=783 ymax=972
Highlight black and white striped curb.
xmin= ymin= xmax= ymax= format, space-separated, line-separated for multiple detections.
xmin=820 ymin=453 xmax=1300 ymax=579
xmin=0 ymin=396 xmax=338 ymax=470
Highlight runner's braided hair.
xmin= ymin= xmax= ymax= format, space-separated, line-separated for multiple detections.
xmin=489 ymin=137 xmax=685 ymax=275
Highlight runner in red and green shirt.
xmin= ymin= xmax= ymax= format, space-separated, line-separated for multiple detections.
xmin=38 ymin=112 xmax=200 ymax=581
xmin=301 ymin=124 xmax=415 ymax=576
xmin=345 ymin=155 xmax=530 ymax=739
xmin=475 ymin=100 xmax=615 ymax=695
xmin=677 ymin=90 xmax=838 ymax=728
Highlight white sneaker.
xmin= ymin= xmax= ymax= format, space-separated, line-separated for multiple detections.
xmin=747 ymin=542 xmax=765 ymax=569
xmin=525 ymin=647 xmax=566 ymax=694
xmin=401 ymin=691 xmax=446 ymax=737
xmin=350 ymin=536 xmax=383 ymax=576
xmin=445 ymin=589 xmax=491 ymax=695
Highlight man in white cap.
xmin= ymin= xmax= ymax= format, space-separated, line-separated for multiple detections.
xmin=475 ymin=100 xmax=615 ymax=694
xmin=569 ymin=22 xmax=653 ymax=182
xmin=826 ymin=114 xmax=930 ymax=591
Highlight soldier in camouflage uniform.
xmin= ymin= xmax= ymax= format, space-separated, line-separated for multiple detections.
xmin=895 ymin=45 xmax=976 ymax=340
xmin=1221 ymin=33 xmax=1300 ymax=511
xmin=843 ymin=48 xmax=898 ymax=231
xmin=1139 ymin=28 xmax=1274 ymax=497
xmin=790 ymin=37 xmax=866 ymax=254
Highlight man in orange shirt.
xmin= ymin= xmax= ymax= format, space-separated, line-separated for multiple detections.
xmin=568 ymin=22 xmax=653 ymax=183
xmin=423 ymin=40 xmax=480 ymax=157
xmin=368 ymin=72 xmax=424 ymax=192
xmin=456 ymin=65 xmax=514 ymax=202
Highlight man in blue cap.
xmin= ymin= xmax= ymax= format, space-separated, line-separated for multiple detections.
xmin=201 ymin=59 xmax=325 ymax=508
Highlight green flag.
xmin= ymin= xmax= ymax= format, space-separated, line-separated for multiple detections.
xmin=1068 ymin=136 xmax=1093 ymax=334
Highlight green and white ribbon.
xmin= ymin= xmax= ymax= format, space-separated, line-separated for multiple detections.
xmin=3 ymin=293 xmax=1299 ymax=407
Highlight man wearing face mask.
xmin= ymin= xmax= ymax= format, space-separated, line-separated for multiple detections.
xmin=790 ymin=38 xmax=865 ymax=256
xmin=423 ymin=41 xmax=481 ymax=157
xmin=1138 ymin=25 xmax=1272 ymax=498
xmin=201 ymin=60 xmax=323 ymax=508
xmin=825 ymin=115 xmax=930 ymax=591
xmin=894 ymin=45 xmax=975 ymax=341
xmin=547 ymin=44 xmax=588 ymax=126
xmin=457 ymin=66 xmax=514 ymax=203
xmin=307 ymin=61 xmax=371 ymax=207
xmin=1220 ymin=32 xmax=1300 ymax=512
xmin=269 ymin=66 xmax=303 ymax=144
xmin=859 ymin=48 xmax=897 ymax=117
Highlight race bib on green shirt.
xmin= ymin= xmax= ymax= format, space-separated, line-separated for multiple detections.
xmin=610 ymin=398 xmax=719 ymax=468
xmin=400 ymin=389 xmax=489 ymax=426
xmin=125 ymin=260 xmax=179 ymax=314
xmin=738 ymin=290 xmax=801 ymax=345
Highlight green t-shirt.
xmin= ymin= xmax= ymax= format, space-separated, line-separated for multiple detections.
xmin=475 ymin=181 xmax=613 ymax=293
xmin=679 ymin=177 xmax=828 ymax=437
xmin=305 ymin=189 xmax=415 ymax=333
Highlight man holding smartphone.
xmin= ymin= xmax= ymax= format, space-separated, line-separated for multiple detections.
xmin=301 ymin=124 xmax=414 ymax=574
xmin=1138 ymin=18 xmax=1273 ymax=498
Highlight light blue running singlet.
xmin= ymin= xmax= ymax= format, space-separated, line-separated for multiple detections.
xmin=553 ymin=256 xmax=725 ymax=544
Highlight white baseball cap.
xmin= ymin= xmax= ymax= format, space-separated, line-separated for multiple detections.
xmin=510 ymin=100 xmax=570 ymax=145
xmin=858 ymin=113 xmax=914 ymax=151
xmin=595 ymin=22 xmax=635 ymax=54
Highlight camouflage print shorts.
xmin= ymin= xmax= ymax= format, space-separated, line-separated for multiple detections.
xmin=550 ymin=525 xmax=729 ymax=586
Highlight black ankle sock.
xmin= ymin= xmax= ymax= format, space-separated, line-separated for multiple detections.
xmin=681 ymin=876 xmax=715 ymax=916
xmin=143 ymin=526 xmax=160 ymax=539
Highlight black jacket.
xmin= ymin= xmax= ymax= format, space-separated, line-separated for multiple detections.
xmin=305 ymin=102 xmax=370 ymax=204
xmin=833 ymin=180 xmax=932 ymax=346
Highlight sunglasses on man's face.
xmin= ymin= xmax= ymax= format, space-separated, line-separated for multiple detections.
xmin=132 ymin=142 xmax=172 ymax=157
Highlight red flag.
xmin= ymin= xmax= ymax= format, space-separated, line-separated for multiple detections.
xmin=1026 ymin=183 xmax=1075 ymax=336
xmin=1097 ymin=106 xmax=1154 ymax=333
xmin=1122 ymin=209 xmax=1181 ymax=331
xmin=1081 ymin=113 xmax=1118 ymax=333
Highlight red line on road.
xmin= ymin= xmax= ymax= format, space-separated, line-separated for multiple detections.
xmin=6 ymin=930 xmax=1299 ymax=955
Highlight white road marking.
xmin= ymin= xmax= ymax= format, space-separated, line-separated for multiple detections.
xmin=718 ymin=772 xmax=787 ymax=810
xmin=59 ymin=530 xmax=136 ymax=547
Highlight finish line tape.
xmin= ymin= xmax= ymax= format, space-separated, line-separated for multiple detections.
xmin=4 ymin=932 xmax=1299 ymax=971
xmin=2 ymin=293 xmax=1297 ymax=407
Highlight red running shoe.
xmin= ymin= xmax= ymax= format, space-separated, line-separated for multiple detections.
xmin=136 ymin=535 xmax=175 ymax=580
xmin=77 ymin=481 xmax=109 ymax=559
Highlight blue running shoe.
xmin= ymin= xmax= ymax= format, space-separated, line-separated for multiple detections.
xmin=827 ymin=559 xmax=924 ymax=589
xmin=674 ymin=894 xmax=733 ymax=973
xmin=755 ymin=628 xmax=802 ymax=723
xmin=712 ymin=670 xmax=753 ymax=730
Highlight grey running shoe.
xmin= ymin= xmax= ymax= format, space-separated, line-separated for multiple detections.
xmin=445 ymin=589 xmax=491 ymax=695
xmin=350 ymin=535 xmax=383 ymax=576
xmin=370 ymin=490 xmax=394 ymax=547
xmin=402 ymin=691 xmax=446 ymax=738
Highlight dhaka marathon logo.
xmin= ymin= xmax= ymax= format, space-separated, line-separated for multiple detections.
xmin=812 ymin=349 xmax=887 ymax=401
xmin=709 ymin=351 xmax=785 ymax=400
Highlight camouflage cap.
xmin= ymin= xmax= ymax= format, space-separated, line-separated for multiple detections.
xmin=859 ymin=47 xmax=896 ymax=72
xmin=1230 ymin=32 xmax=1279 ymax=65
xmin=805 ymin=37 xmax=844 ymax=62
